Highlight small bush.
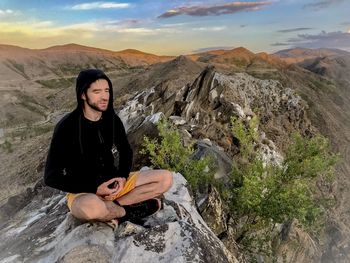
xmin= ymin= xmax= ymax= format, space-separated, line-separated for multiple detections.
xmin=36 ymin=78 xmax=73 ymax=89
xmin=6 ymin=59 xmax=29 ymax=79
xmin=227 ymin=116 xmax=338 ymax=257
xmin=1 ymin=139 xmax=13 ymax=153
xmin=140 ymin=119 xmax=215 ymax=190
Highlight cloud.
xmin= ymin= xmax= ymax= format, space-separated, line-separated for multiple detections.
xmin=158 ymin=1 xmax=271 ymax=18
xmin=115 ymin=27 xmax=160 ymax=34
xmin=97 ymin=19 xmax=143 ymax=30
xmin=0 ymin=21 xmax=55 ymax=33
xmin=161 ymin=22 xmax=190 ymax=28
xmin=53 ymin=18 xmax=150 ymax=32
xmin=58 ymin=22 xmax=100 ymax=32
xmin=58 ymin=21 xmax=159 ymax=34
xmin=0 ymin=18 xmax=178 ymax=40
xmin=70 ymin=2 xmax=130 ymax=10
xmin=0 ymin=9 xmax=15 ymax=17
xmin=277 ymin=27 xmax=313 ymax=33
xmin=281 ymin=31 xmax=350 ymax=49
xmin=0 ymin=9 xmax=13 ymax=15
xmin=270 ymin=42 xmax=291 ymax=46
xmin=31 ymin=21 xmax=54 ymax=28
xmin=304 ymin=0 xmax=345 ymax=10
xmin=192 ymin=46 xmax=235 ymax=53
xmin=192 ymin=26 xmax=226 ymax=31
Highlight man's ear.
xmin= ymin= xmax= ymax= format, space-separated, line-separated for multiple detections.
xmin=81 ymin=92 xmax=86 ymax=101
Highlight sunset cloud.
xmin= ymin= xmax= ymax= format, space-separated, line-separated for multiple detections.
xmin=0 ymin=21 xmax=56 ymax=34
xmin=0 ymin=19 xmax=178 ymax=41
xmin=277 ymin=27 xmax=313 ymax=33
xmin=70 ymin=2 xmax=130 ymax=10
xmin=158 ymin=1 xmax=271 ymax=18
xmin=270 ymin=42 xmax=291 ymax=46
xmin=192 ymin=46 xmax=235 ymax=53
xmin=273 ymin=31 xmax=350 ymax=50
xmin=304 ymin=0 xmax=346 ymax=10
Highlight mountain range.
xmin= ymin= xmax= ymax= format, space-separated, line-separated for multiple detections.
xmin=0 ymin=43 xmax=349 ymax=262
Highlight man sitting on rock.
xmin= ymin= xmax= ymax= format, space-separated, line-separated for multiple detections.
xmin=44 ymin=68 xmax=173 ymax=228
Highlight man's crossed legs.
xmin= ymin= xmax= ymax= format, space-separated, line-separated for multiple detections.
xmin=69 ymin=169 xmax=173 ymax=222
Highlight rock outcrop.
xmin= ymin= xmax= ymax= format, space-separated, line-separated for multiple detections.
xmin=0 ymin=170 xmax=237 ymax=263
xmin=117 ymin=66 xmax=323 ymax=262
xmin=120 ymin=65 xmax=312 ymax=159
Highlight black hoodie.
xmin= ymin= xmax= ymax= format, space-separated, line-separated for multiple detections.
xmin=44 ymin=69 xmax=133 ymax=194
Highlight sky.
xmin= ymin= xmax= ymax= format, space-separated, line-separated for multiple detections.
xmin=0 ymin=0 xmax=349 ymax=55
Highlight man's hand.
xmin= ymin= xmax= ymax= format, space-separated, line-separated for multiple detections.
xmin=96 ymin=178 xmax=120 ymax=197
xmin=97 ymin=177 xmax=126 ymax=201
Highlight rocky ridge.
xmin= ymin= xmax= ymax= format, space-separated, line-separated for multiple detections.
xmin=120 ymin=66 xmax=312 ymax=156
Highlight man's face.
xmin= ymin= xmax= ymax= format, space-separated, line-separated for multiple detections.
xmin=82 ymin=79 xmax=110 ymax=112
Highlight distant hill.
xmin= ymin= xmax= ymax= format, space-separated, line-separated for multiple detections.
xmin=188 ymin=47 xmax=284 ymax=71
xmin=0 ymin=44 xmax=32 ymax=55
xmin=299 ymin=54 xmax=350 ymax=83
xmin=273 ymin=47 xmax=350 ymax=84
xmin=0 ymin=44 xmax=174 ymax=80
xmin=273 ymin=47 xmax=350 ymax=64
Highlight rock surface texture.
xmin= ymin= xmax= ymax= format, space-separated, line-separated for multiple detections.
xmin=0 ymin=171 xmax=237 ymax=263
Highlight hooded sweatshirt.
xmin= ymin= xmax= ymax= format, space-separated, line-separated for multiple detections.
xmin=44 ymin=69 xmax=133 ymax=194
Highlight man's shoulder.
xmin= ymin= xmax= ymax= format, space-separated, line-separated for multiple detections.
xmin=110 ymin=112 xmax=124 ymax=126
xmin=54 ymin=110 xmax=79 ymax=134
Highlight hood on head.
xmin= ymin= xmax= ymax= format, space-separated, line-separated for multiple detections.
xmin=75 ymin=68 xmax=114 ymax=114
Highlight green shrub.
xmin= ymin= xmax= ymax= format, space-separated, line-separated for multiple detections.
xmin=1 ymin=139 xmax=13 ymax=153
xmin=227 ymin=116 xmax=338 ymax=257
xmin=140 ymin=119 xmax=215 ymax=190
xmin=6 ymin=59 xmax=29 ymax=79
xmin=36 ymin=78 xmax=73 ymax=89
xmin=140 ymin=114 xmax=338 ymax=260
xmin=33 ymin=125 xmax=54 ymax=136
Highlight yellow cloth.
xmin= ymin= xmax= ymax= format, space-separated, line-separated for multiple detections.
xmin=66 ymin=171 xmax=139 ymax=211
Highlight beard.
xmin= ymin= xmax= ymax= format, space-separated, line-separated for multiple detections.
xmin=85 ymin=96 xmax=109 ymax=112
